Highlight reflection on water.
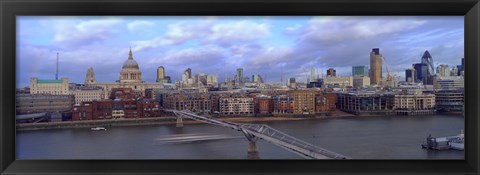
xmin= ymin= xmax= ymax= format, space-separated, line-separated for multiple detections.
xmin=16 ymin=115 xmax=464 ymax=159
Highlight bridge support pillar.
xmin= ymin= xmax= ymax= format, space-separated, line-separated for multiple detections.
xmin=248 ymin=141 xmax=258 ymax=153
xmin=247 ymin=141 xmax=259 ymax=159
xmin=176 ymin=117 xmax=183 ymax=128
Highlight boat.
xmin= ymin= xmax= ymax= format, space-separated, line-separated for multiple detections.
xmin=421 ymin=130 xmax=464 ymax=151
xmin=91 ymin=127 xmax=107 ymax=131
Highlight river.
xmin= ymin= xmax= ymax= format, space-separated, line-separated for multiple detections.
xmin=16 ymin=114 xmax=464 ymax=159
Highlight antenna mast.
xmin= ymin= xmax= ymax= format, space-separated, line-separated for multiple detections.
xmin=56 ymin=52 xmax=59 ymax=80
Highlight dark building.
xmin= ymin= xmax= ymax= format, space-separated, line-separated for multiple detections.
xmin=163 ymin=92 xmax=211 ymax=113
xmin=315 ymin=92 xmax=337 ymax=113
xmin=307 ymin=79 xmax=323 ymax=88
xmin=272 ymin=95 xmax=293 ymax=114
xmin=327 ymin=68 xmax=336 ymax=77
xmin=405 ymin=68 xmax=417 ymax=82
xmin=414 ymin=63 xmax=428 ymax=83
xmin=435 ymin=89 xmax=464 ymax=113
xmin=337 ymin=92 xmax=395 ymax=116
xmin=254 ymin=95 xmax=274 ymax=115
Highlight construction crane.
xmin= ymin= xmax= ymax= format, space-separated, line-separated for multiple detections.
xmin=382 ymin=56 xmax=392 ymax=81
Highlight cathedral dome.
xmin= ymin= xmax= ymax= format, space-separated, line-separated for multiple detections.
xmin=122 ymin=48 xmax=140 ymax=70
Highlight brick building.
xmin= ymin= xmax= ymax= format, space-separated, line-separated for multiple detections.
xmin=254 ymin=95 xmax=273 ymax=115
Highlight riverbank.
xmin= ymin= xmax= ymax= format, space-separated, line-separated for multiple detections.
xmin=16 ymin=112 xmax=355 ymax=131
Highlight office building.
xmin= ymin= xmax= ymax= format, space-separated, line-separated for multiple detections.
xmin=353 ymin=76 xmax=370 ymax=88
xmin=436 ymin=64 xmax=450 ymax=77
xmin=405 ymin=67 xmax=416 ymax=83
xmin=421 ymin=50 xmax=435 ymax=76
xmin=156 ymin=66 xmax=166 ymax=82
xmin=369 ymin=48 xmax=382 ymax=85
xmin=352 ymin=66 xmax=369 ymax=77
xmin=30 ymin=77 xmax=69 ymax=95
xmin=326 ymin=68 xmax=336 ymax=77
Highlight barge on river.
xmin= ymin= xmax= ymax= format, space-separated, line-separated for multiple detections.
xmin=421 ymin=131 xmax=464 ymax=151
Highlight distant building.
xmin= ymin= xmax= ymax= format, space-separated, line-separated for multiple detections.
xmin=272 ymin=95 xmax=293 ymax=114
xmin=16 ymin=94 xmax=75 ymax=114
xmin=352 ymin=66 xmax=369 ymax=77
xmin=369 ymin=48 xmax=383 ymax=85
xmin=323 ymin=76 xmax=353 ymax=87
xmin=156 ymin=66 xmax=166 ymax=83
xmin=207 ymin=74 xmax=218 ymax=86
xmin=337 ymin=92 xmax=395 ymax=116
xmin=414 ymin=63 xmax=428 ymax=83
xmin=451 ymin=66 xmax=459 ymax=76
xmin=315 ymin=92 xmax=337 ymax=113
xmin=405 ymin=67 xmax=416 ymax=83
xmin=421 ymin=50 xmax=435 ymax=76
xmin=326 ymin=68 xmax=336 ymax=77
xmin=70 ymin=86 xmax=104 ymax=104
xmin=163 ymin=92 xmax=211 ymax=113
xmin=235 ymin=68 xmax=244 ymax=86
xmin=288 ymin=90 xmax=316 ymax=114
xmin=434 ymin=76 xmax=464 ymax=89
xmin=30 ymin=77 xmax=69 ymax=95
xmin=84 ymin=49 xmax=164 ymax=98
xmin=288 ymin=77 xmax=296 ymax=88
xmin=352 ymin=76 xmax=370 ymax=88
xmin=436 ymin=64 xmax=450 ymax=77
xmin=310 ymin=68 xmax=316 ymax=83
xmin=254 ymin=95 xmax=273 ymax=115
xmin=219 ymin=96 xmax=254 ymax=116
xmin=435 ymin=89 xmax=464 ymax=112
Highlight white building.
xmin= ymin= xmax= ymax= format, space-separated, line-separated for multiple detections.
xmin=353 ymin=76 xmax=370 ymax=88
xmin=30 ymin=77 xmax=69 ymax=95
xmin=323 ymin=76 xmax=353 ymax=87
xmin=85 ymin=48 xmax=164 ymax=98
xmin=70 ymin=86 xmax=104 ymax=104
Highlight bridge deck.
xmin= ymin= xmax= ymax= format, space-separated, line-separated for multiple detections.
xmin=166 ymin=109 xmax=349 ymax=159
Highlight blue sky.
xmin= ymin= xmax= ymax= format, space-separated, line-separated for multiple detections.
xmin=16 ymin=16 xmax=464 ymax=88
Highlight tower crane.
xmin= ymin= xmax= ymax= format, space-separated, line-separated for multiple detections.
xmin=382 ymin=56 xmax=392 ymax=81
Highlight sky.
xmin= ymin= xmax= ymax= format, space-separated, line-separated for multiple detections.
xmin=16 ymin=16 xmax=464 ymax=88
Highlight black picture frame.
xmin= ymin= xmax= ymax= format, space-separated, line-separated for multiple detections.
xmin=1 ymin=0 xmax=479 ymax=174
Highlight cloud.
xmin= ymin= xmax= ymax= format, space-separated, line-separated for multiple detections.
xmin=300 ymin=17 xmax=426 ymax=43
xmin=207 ymin=21 xmax=271 ymax=46
xmin=132 ymin=20 xmax=272 ymax=51
xmin=127 ymin=20 xmax=155 ymax=32
xmin=54 ymin=18 xmax=122 ymax=47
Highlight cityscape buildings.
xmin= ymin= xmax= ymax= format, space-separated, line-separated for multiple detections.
xmin=17 ymin=47 xmax=465 ymax=123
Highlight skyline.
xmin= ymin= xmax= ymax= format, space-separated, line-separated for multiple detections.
xmin=17 ymin=16 xmax=464 ymax=87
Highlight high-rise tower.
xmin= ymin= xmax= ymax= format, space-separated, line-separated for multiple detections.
xmin=421 ymin=50 xmax=434 ymax=76
xmin=157 ymin=66 xmax=165 ymax=82
xmin=369 ymin=48 xmax=382 ymax=85
xmin=85 ymin=67 xmax=96 ymax=85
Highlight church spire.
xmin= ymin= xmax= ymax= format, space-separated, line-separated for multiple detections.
xmin=128 ymin=47 xmax=133 ymax=60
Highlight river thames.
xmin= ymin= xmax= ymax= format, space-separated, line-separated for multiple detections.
xmin=16 ymin=114 xmax=464 ymax=159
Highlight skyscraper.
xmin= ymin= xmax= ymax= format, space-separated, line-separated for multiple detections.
xmin=236 ymin=68 xmax=244 ymax=85
xmin=414 ymin=63 xmax=428 ymax=83
xmin=326 ymin=68 xmax=336 ymax=77
xmin=156 ymin=66 xmax=165 ymax=82
xmin=405 ymin=67 xmax=416 ymax=83
xmin=421 ymin=50 xmax=435 ymax=76
xmin=369 ymin=48 xmax=382 ymax=85
xmin=352 ymin=66 xmax=369 ymax=77
xmin=310 ymin=68 xmax=315 ymax=83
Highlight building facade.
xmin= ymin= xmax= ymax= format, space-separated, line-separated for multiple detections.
xmin=30 ymin=77 xmax=69 ymax=95
xmin=369 ymin=48 xmax=382 ymax=85
xmin=352 ymin=66 xmax=369 ymax=77
xmin=337 ymin=92 xmax=395 ymax=115
xmin=70 ymin=86 xmax=104 ymax=104
xmin=219 ymin=96 xmax=254 ymax=115
xmin=288 ymin=90 xmax=316 ymax=114
xmin=272 ymin=95 xmax=293 ymax=114
xmin=16 ymin=94 xmax=75 ymax=114
xmin=323 ymin=76 xmax=353 ymax=87
xmin=254 ymin=95 xmax=273 ymax=115
xmin=352 ymin=76 xmax=370 ymax=88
